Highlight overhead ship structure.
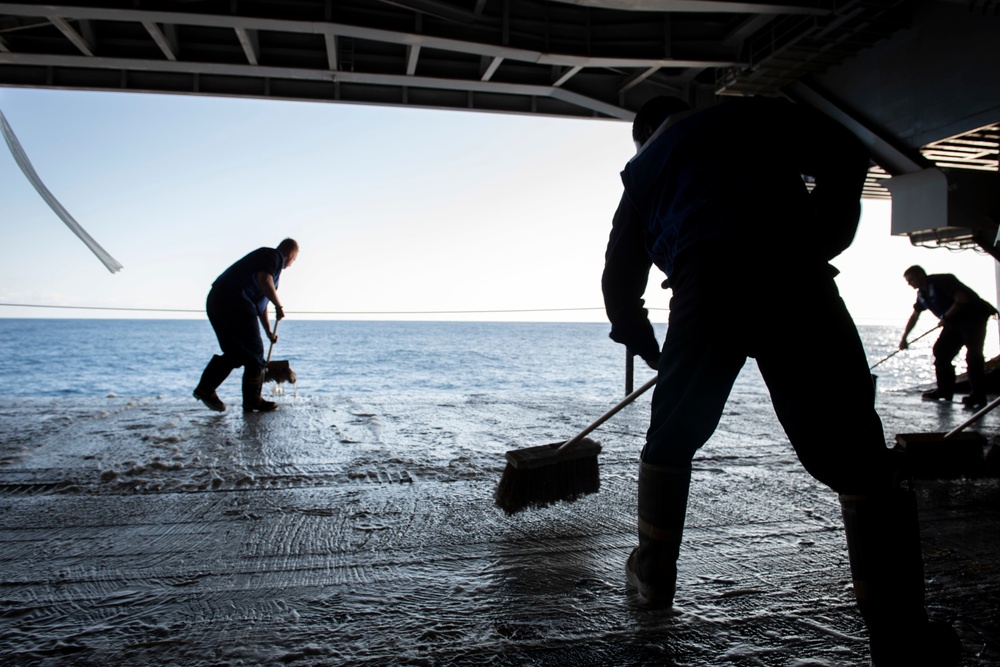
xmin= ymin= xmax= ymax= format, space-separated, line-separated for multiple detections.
xmin=0 ymin=0 xmax=997 ymax=255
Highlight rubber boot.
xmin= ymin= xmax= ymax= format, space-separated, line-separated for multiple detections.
xmin=840 ymin=481 xmax=961 ymax=666
xmin=625 ymin=458 xmax=691 ymax=606
xmin=961 ymin=393 xmax=987 ymax=410
xmin=921 ymin=388 xmax=952 ymax=402
xmin=193 ymin=355 xmax=232 ymax=412
xmin=931 ymin=353 xmax=956 ymax=402
xmin=242 ymin=367 xmax=277 ymax=413
xmin=963 ymin=351 xmax=988 ymax=410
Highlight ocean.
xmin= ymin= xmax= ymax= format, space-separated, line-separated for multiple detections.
xmin=0 ymin=318 xmax=944 ymax=398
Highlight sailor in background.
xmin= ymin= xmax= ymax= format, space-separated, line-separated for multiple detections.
xmin=900 ymin=264 xmax=997 ymax=410
xmin=194 ymin=238 xmax=299 ymax=413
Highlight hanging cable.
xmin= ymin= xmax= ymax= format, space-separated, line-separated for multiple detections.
xmin=0 ymin=302 xmax=668 ymax=315
xmin=0 ymin=106 xmax=123 ymax=273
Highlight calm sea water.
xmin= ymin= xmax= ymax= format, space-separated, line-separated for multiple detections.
xmin=0 ymin=318 xmax=940 ymax=398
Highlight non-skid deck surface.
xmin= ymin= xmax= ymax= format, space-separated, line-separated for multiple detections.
xmin=0 ymin=390 xmax=997 ymax=666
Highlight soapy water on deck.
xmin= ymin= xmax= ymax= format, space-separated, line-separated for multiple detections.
xmin=4 ymin=389 xmax=998 ymax=666
xmin=1 ymin=321 xmax=998 ymax=665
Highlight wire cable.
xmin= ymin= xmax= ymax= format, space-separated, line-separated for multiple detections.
xmin=0 ymin=302 xmax=669 ymax=315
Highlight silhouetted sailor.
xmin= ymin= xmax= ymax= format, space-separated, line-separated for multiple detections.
xmin=900 ymin=264 xmax=997 ymax=410
xmin=194 ymin=238 xmax=298 ymax=413
xmin=602 ymin=95 xmax=959 ymax=666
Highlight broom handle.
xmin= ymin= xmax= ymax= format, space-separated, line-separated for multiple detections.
xmin=944 ymin=394 xmax=1000 ymax=439
xmin=266 ymin=317 xmax=280 ymax=366
xmin=869 ymin=325 xmax=940 ymax=371
xmin=558 ymin=375 xmax=658 ymax=452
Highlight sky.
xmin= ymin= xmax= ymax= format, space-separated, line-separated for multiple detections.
xmin=1 ymin=86 xmax=997 ymax=330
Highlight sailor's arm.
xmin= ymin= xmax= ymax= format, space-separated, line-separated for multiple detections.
xmin=256 ymin=272 xmax=284 ymax=321
xmin=899 ymin=309 xmax=921 ymax=350
xmin=940 ymin=288 xmax=971 ymax=324
xmin=792 ymin=103 xmax=870 ymax=260
xmin=602 ymin=192 xmax=660 ymax=370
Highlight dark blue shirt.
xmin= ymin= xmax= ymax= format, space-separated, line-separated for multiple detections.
xmin=914 ymin=273 xmax=992 ymax=320
xmin=602 ymin=97 xmax=869 ymax=361
xmin=213 ymin=247 xmax=283 ymax=315
xmin=619 ymin=96 xmax=865 ymax=277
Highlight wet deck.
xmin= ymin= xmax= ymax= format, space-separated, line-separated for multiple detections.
xmin=1 ymin=388 xmax=998 ymax=666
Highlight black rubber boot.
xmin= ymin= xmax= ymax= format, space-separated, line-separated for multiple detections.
xmin=840 ymin=481 xmax=961 ymax=666
xmin=921 ymin=388 xmax=952 ymax=402
xmin=625 ymin=458 xmax=691 ymax=607
xmin=242 ymin=367 xmax=277 ymax=413
xmin=931 ymin=354 xmax=956 ymax=402
xmin=965 ymin=344 xmax=987 ymax=408
xmin=193 ymin=355 xmax=232 ymax=412
xmin=961 ymin=393 xmax=987 ymax=410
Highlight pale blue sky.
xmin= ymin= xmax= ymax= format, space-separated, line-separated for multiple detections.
xmin=1 ymin=87 xmax=997 ymax=332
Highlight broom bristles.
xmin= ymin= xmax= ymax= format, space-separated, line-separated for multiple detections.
xmin=494 ymin=438 xmax=601 ymax=515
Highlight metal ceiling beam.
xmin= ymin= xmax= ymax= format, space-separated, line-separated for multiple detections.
xmin=406 ymin=44 xmax=420 ymax=75
xmin=324 ymin=33 xmax=338 ymax=71
xmin=723 ymin=13 xmax=777 ymax=44
xmin=375 ymin=0 xmax=482 ymax=24
xmin=142 ymin=21 xmax=177 ymax=62
xmin=0 ymin=51 xmax=634 ymax=119
xmin=548 ymin=0 xmax=830 ymax=14
xmin=48 ymin=16 xmax=93 ymax=57
xmin=784 ymin=79 xmax=929 ymax=175
xmin=553 ymin=65 xmax=582 ymax=87
xmin=480 ymin=55 xmax=503 ymax=81
xmin=0 ymin=4 xmax=739 ymax=70
xmin=234 ymin=27 xmax=259 ymax=66
xmin=618 ymin=66 xmax=662 ymax=94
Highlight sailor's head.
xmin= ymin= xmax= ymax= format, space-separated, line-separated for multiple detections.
xmin=903 ymin=265 xmax=927 ymax=289
xmin=631 ymin=96 xmax=691 ymax=152
xmin=278 ymin=238 xmax=300 ymax=269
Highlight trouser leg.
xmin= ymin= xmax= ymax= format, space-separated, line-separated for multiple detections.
xmin=962 ymin=317 xmax=989 ymax=403
xmin=756 ymin=278 xmax=958 ymax=665
xmin=840 ymin=481 xmax=960 ymax=666
xmin=757 ymin=279 xmax=887 ymax=493
xmin=207 ymin=287 xmax=273 ymax=413
xmin=207 ymin=287 xmax=267 ymax=374
xmin=643 ymin=265 xmax=747 ymax=468
xmin=197 ymin=354 xmax=234 ymax=391
xmin=193 ymin=354 xmax=235 ymax=411
xmin=932 ymin=328 xmax=963 ymax=400
xmin=242 ymin=365 xmax=277 ymax=412
xmin=631 ymin=266 xmax=745 ymax=605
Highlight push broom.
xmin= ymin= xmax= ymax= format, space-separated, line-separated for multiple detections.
xmin=495 ymin=375 xmax=657 ymax=515
xmin=869 ymin=325 xmax=940 ymax=390
xmin=869 ymin=324 xmax=940 ymax=373
xmin=262 ymin=318 xmax=297 ymax=389
xmin=266 ymin=318 xmax=279 ymax=366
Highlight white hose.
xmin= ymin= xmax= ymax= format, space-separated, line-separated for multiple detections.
xmin=0 ymin=106 xmax=123 ymax=273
